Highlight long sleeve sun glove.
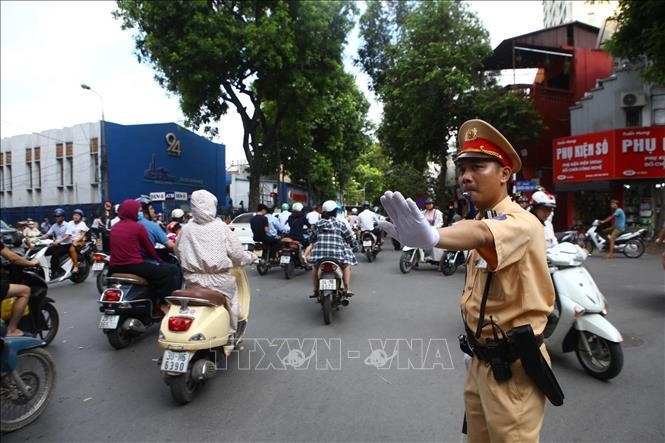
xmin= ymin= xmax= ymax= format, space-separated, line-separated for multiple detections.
xmin=379 ymin=191 xmax=439 ymax=249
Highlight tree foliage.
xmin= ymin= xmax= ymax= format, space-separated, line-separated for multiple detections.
xmin=113 ymin=0 xmax=361 ymax=209
xmin=605 ymin=0 xmax=665 ymax=85
xmin=358 ymin=1 xmax=491 ymax=172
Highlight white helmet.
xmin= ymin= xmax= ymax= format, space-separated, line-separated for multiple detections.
xmin=171 ymin=208 xmax=185 ymax=219
xmin=292 ymin=202 xmax=304 ymax=212
xmin=322 ymin=200 xmax=337 ymax=213
xmin=530 ymin=190 xmax=557 ymax=209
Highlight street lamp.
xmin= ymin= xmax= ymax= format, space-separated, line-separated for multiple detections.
xmin=81 ymin=83 xmax=109 ymax=204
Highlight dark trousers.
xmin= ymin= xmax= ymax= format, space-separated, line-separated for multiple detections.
xmin=109 ymin=262 xmax=180 ymax=302
xmin=47 ymin=244 xmax=71 ymax=274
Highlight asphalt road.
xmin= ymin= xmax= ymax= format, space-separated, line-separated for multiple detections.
xmin=4 ymin=247 xmax=664 ymax=443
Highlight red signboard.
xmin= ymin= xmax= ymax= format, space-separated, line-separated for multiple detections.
xmin=553 ymin=126 xmax=665 ymax=183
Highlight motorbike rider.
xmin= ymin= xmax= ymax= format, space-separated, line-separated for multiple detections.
xmin=278 ymin=203 xmax=291 ymax=230
xmin=0 ymin=240 xmax=39 ymax=336
xmin=67 ymin=208 xmax=89 ymax=273
xmin=109 ymin=199 xmax=179 ymax=314
xmin=600 ymin=199 xmax=626 ymax=258
xmin=357 ymin=201 xmax=383 ymax=248
xmin=250 ymin=204 xmax=282 ymax=261
xmin=137 ymin=197 xmax=176 ymax=252
xmin=304 ymin=200 xmax=359 ymax=298
xmin=528 ymin=191 xmax=558 ymax=249
xmin=40 ymin=208 xmax=72 ymax=279
xmin=175 ymin=189 xmax=258 ymax=341
xmin=422 ymin=197 xmax=444 ymax=260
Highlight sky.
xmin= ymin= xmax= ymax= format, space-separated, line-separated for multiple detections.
xmin=0 ymin=1 xmax=544 ymax=165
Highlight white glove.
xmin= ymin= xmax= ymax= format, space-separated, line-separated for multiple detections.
xmin=379 ymin=191 xmax=440 ymax=249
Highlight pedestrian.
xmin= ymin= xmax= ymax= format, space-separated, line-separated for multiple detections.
xmin=599 ymin=199 xmax=625 ymax=258
xmin=380 ymin=119 xmax=561 ymax=442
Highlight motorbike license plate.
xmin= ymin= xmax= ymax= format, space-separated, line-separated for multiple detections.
xmin=363 ymin=240 xmax=372 ymax=247
xmin=98 ymin=314 xmax=119 ymax=329
xmin=92 ymin=262 xmax=105 ymax=272
xmin=280 ymin=255 xmax=291 ymax=264
xmin=160 ymin=350 xmax=190 ymax=373
xmin=254 ymin=249 xmax=263 ymax=258
xmin=319 ymin=279 xmax=336 ymax=290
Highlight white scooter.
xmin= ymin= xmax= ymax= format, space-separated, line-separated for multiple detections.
xmin=158 ymin=267 xmax=250 ymax=404
xmin=544 ymin=242 xmax=623 ymax=380
xmin=584 ymin=219 xmax=646 ymax=258
xmin=24 ymin=238 xmax=92 ymax=285
xmin=399 ymin=246 xmax=447 ymax=274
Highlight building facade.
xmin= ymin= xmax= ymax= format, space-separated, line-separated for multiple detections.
xmin=553 ymin=63 xmax=665 ymax=237
xmin=0 ymin=121 xmax=227 ymax=225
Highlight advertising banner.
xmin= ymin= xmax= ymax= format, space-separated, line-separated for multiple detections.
xmin=553 ymin=126 xmax=665 ymax=183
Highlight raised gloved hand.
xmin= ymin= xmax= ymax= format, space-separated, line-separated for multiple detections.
xmin=379 ymin=191 xmax=440 ymax=249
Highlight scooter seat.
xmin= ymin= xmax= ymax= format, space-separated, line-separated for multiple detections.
xmin=171 ymin=288 xmax=229 ymax=308
xmin=108 ymin=273 xmax=149 ymax=285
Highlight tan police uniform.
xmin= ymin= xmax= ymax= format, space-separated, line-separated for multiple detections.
xmin=454 ymin=119 xmax=556 ymax=442
xmin=461 ymin=196 xmax=555 ymax=442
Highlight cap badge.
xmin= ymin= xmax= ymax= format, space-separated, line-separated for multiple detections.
xmin=465 ymin=127 xmax=478 ymax=141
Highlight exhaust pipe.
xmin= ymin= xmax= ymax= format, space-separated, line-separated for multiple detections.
xmin=122 ymin=318 xmax=146 ymax=333
xmin=192 ymin=359 xmax=217 ymax=381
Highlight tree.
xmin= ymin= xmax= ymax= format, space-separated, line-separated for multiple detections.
xmin=113 ymin=0 xmax=356 ymax=209
xmin=604 ymin=0 xmax=665 ymax=85
xmin=358 ymin=1 xmax=491 ymax=172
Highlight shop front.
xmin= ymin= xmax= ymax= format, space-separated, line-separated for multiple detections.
xmin=552 ymin=126 xmax=665 ymax=237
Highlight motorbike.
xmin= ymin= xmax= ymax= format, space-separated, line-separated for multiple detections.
xmin=158 ymin=267 xmax=250 ymax=404
xmin=543 ymin=242 xmax=623 ymax=380
xmin=279 ymin=238 xmax=310 ymax=279
xmin=583 ymin=219 xmax=646 ymax=258
xmin=24 ymin=237 xmax=94 ymax=285
xmin=440 ymin=249 xmax=468 ymax=276
xmin=361 ymin=230 xmax=380 ymax=262
xmin=92 ymin=251 xmax=110 ymax=294
xmin=314 ymin=258 xmax=349 ymax=325
xmin=398 ymin=246 xmax=446 ymax=274
xmin=1 ymin=264 xmax=59 ymax=345
xmin=253 ymin=241 xmax=282 ymax=276
xmin=0 ymin=324 xmax=56 ymax=433
xmin=97 ymin=251 xmax=181 ymax=350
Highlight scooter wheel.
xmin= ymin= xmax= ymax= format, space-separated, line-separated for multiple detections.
xmin=169 ymin=372 xmax=197 ymax=405
xmin=575 ymin=333 xmax=623 ymax=380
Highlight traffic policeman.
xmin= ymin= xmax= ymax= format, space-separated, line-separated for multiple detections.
xmin=380 ymin=119 xmax=558 ymax=442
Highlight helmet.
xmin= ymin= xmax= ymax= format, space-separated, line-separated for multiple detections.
xmin=281 ymin=203 xmax=290 ymax=211
xmin=322 ymin=200 xmax=337 ymax=213
xmin=73 ymin=208 xmax=84 ymax=217
xmin=362 ymin=200 xmax=370 ymax=209
xmin=530 ymin=190 xmax=557 ymax=209
xmin=292 ymin=202 xmax=304 ymax=212
xmin=351 ymin=208 xmax=358 ymax=214
xmin=136 ymin=196 xmax=152 ymax=209
xmin=53 ymin=208 xmax=65 ymax=217
xmin=171 ymin=208 xmax=185 ymax=219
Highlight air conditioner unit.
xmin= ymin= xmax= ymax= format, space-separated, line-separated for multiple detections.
xmin=620 ymin=91 xmax=647 ymax=108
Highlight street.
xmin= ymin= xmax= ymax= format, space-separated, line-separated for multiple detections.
xmin=4 ymin=247 xmax=664 ymax=443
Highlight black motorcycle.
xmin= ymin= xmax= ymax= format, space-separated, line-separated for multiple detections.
xmin=279 ymin=238 xmax=310 ymax=279
xmin=1 ymin=263 xmax=59 ymax=345
xmin=98 ymin=251 xmax=181 ymax=349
